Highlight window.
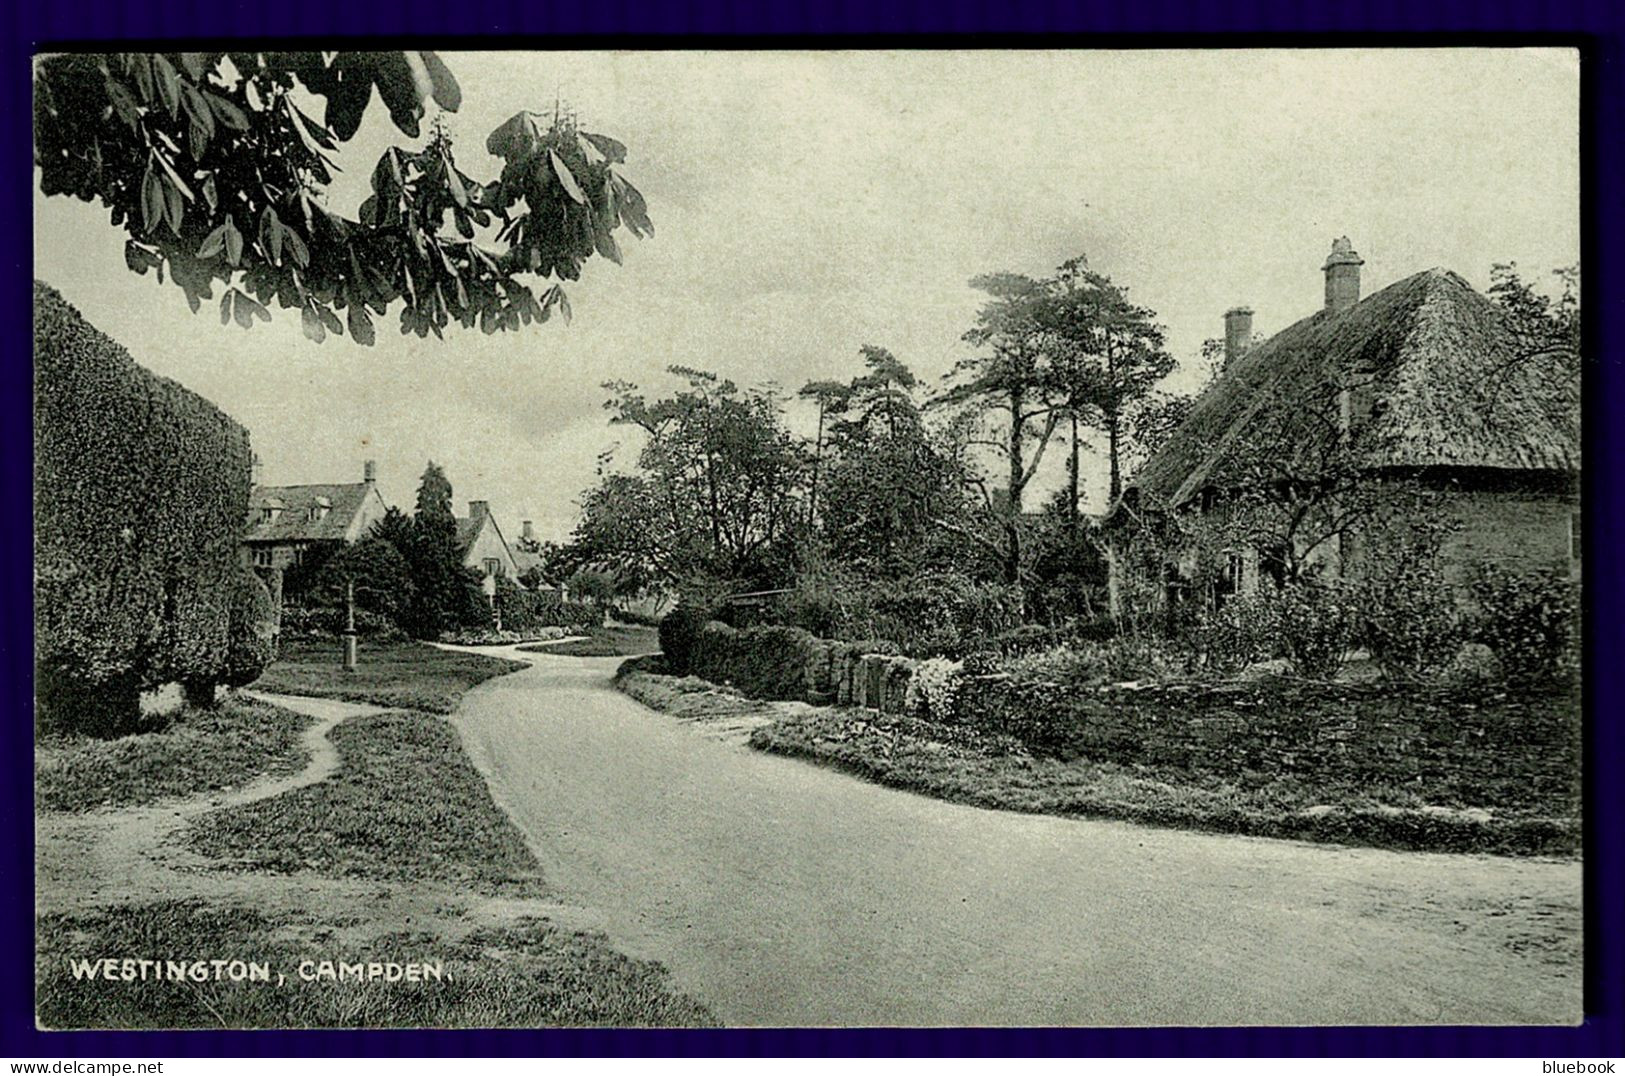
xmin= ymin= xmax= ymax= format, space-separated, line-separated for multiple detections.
xmin=484 ymin=557 xmax=503 ymax=578
xmin=252 ymin=548 xmax=274 ymax=568
xmin=259 ymin=507 xmax=275 ymax=523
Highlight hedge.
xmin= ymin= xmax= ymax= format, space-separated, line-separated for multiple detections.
xmin=35 ymin=281 xmax=253 ymax=734
xmin=494 ymin=576 xmax=603 ymax=634
xmin=690 ymin=622 xmax=824 ymax=701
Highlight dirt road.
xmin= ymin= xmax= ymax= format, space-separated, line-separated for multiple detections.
xmin=453 ymin=647 xmax=1582 ymax=1027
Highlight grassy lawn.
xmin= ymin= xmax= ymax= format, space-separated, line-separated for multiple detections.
xmin=37 ymin=900 xmax=716 ymax=1029
xmin=252 ymin=638 xmax=525 ymax=713
xmin=518 ymin=625 xmax=661 ymax=658
xmin=617 ymin=663 xmax=1576 ymax=857
xmin=187 ymin=710 xmax=545 ymax=896
xmin=36 ymin=698 xmax=312 ymax=813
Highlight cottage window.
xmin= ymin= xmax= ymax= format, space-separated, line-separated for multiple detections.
xmin=252 ymin=548 xmax=273 ymax=569
xmin=484 ymin=557 xmax=503 ymax=578
xmin=259 ymin=507 xmax=276 ymax=523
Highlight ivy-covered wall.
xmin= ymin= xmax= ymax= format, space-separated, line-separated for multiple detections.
xmin=34 ymin=280 xmax=255 ymax=731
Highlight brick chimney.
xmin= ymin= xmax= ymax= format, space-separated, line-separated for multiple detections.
xmin=1223 ymin=307 xmax=1254 ymax=368
xmin=363 ymin=459 xmax=377 ymax=485
xmin=522 ymin=520 xmax=535 ymax=542
xmin=468 ymin=500 xmax=489 ymax=524
xmin=251 ymin=452 xmax=263 ymax=487
xmin=1323 ymin=237 xmax=1364 ymax=313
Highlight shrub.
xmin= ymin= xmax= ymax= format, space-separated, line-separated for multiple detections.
xmin=779 ymin=569 xmax=1018 ymax=657
xmin=278 ymin=605 xmax=405 ymax=640
xmin=1356 ymin=567 xmax=1464 ymax=681
xmin=1470 ymin=564 xmax=1580 ymax=687
xmin=222 ymin=568 xmax=278 ymax=689
xmin=34 ymin=281 xmax=252 ymax=735
xmin=689 ymin=623 xmax=821 ymax=701
xmin=1192 ymin=591 xmax=1283 ymax=676
xmin=658 ymin=604 xmax=714 ymax=675
xmin=1275 ymin=583 xmax=1356 ymax=679
xmin=306 ymin=537 xmax=417 ymax=632
xmin=906 ymin=657 xmax=964 ymax=722
xmin=1002 ymin=636 xmax=1186 ymax=687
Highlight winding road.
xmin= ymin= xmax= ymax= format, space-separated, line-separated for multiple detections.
xmin=451 ymin=645 xmax=1582 ymax=1028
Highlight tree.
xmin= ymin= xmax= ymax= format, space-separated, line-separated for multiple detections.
xmin=936 ymin=272 xmax=1064 ymax=583
xmin=402 ymin=461 xmax=470 ymax=637
xmin=578 ymin=368 xmax=807 ymax=589
xmin=1488 ymin=261 xmax=1580 ymax=359
xmin=33 ymin=51 xmax=652 ymax=345
xmin=797 ymin=378 xmax=850 ymax=529
xmin=816 ymin=347 xmax=971 ymax=577
xmin=1043 ymin=256 xmax=1175 ymax=505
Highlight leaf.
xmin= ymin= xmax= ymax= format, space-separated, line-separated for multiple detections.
xmin=549 ymin=150 xmax=587 ymax=205
xmin=419 ymin=52 xmax=462 ymax=111
xmin=201 ymin=173 xmax=218 ymax=214
xmin=615 ymin=175 xmax=653 ymax=238
xmin=207 ymin=92 xmax=249 ymax=131
xmin=178 ymin=53 xmax=208 ymax=80
xmin=260 ymin=206 xmax=283 ymax=265
xmin=347 ymin=303 xmax=376 ymax=346
xmin=224 ymin=216 xmax=243 ymax=265
xmin=373 ymin=52 xmax=424 ymax=138
xmin=164 ymin=181 xmax=183 ymax=236
xmin=557 ymin=288 xmax=572 ymax=325
xmin=221 ymin=291 xmax=233 ymax=326
xmin=197 ymin=222 xmax=230 ymax=259
xmin=485 ymin=111 xmax=545 ymax=163
xmin=283 ymin=226 xmax=310 ymax=269
xmin=318 ymin=305 xmax=343 ymax=336
xmin=140 ymin=167 xmax=162 ymax=235
xmin=582 ymin=131 xmax=628 ymax=164
xmin=593 ymin=230 xmax=622 ymax=265
xmin=233 ymin=292 xmax=253 ymax=329
xmin=152 ymin=54 xmax=181 ymax=118
xmin=123 ymin=240 xmax=159 ymax=275
xmin=301 ymin=303 xmax=326 ymax=343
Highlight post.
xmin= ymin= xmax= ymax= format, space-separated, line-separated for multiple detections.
xmin=342 ymin=579 xmax=358 ymax=672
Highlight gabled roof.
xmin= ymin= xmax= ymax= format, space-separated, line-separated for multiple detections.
xmin=455 ymin=515 xmax=483 ymax=553
xmin=245 ymin=482 xmax=380 ymax=543
xmin=1126 ymin=268 xmax=1581 ymax=510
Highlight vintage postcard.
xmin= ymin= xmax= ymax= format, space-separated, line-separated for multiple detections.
xmin=32 ymin=47 xmax=1581 ymax=1029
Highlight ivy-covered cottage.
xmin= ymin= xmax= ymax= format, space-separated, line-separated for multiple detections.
xmin=1107 ymin=238 xmax=1581 ymax=619
xmin=243 ymin=460 xmax=391 ymax=585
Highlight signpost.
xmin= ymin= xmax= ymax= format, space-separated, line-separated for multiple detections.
xmin=342 ymin=579 xmax=358 ymax=672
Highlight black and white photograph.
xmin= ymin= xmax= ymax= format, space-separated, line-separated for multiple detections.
xmin=31 ymin=47 xmax=1582 ymax=1030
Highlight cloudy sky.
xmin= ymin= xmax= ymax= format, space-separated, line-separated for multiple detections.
xmin=34 ymin=48 xmax=1579 ymax=542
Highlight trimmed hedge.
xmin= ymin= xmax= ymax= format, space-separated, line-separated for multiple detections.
xmin=35 ymin=281 xmax=253 ymax=734
xmin=494 ymin=576 xmax=603 ymax=634
xmin=658 ymin=604 xmax=713 ymax=675
xmin=691 ymin=622 xmax=824 ymax=701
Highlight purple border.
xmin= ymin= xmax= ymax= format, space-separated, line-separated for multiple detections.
xmin=6 ymin=1 xmax=1623 ymax=1058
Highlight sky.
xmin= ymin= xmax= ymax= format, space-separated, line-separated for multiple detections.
xmin=34 ymin=48 xmax=1580 ymax=543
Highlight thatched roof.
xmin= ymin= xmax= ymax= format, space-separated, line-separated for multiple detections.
xmin=1126 ymin=268 xmax=1580 ymax=510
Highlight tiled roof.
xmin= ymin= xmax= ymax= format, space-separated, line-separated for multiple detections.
xmin=245 ymin=482 xmax=375 ymax=543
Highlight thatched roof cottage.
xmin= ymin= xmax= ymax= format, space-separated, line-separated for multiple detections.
xmin=1108 ymin=238 xmax=1581 ymax=617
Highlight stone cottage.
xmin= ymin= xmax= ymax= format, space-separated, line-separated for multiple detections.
xmin=455 ymin=500 xmax=520 ymax=597
xmin=243 ymin=459 xmax=391 ymax=595
xmin=1107 ymin=238 xmax=1581 ymax=617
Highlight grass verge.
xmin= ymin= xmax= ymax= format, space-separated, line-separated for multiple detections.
xmin=518 ymin=625 xmax=661 ymax=658
xmin=36 ymin=698 xmax=311 ymax=813
xmin=187 ymin=711 xmax=545 ymax=896
xmin=619 ymin=662 xmax=1577 ymax=857
xmin=37 ymin=900 xmax=717 ymax=1029
xmin=252 ymin=638 xmax=525 ymax=713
